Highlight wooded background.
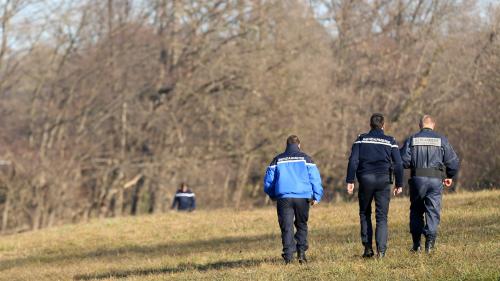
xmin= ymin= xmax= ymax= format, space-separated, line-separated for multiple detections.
xmin=0 ymin=0 xmax=498 ymax=233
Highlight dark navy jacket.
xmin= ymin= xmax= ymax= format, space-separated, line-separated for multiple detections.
xmin=400 ymin=128 xmax=459 ymax=178
xmin=171 ymin=189 xmax=196 ymax=211
xmin=346 ymin=128 xmax=404 ymax=187
xmin=264 ymin=143 xmax=323 ymax=202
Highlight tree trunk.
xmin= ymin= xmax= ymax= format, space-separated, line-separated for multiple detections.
xmin=1 ymin=187 xmax=10 ymax=233
xmin=222 ymin=173 xmax=231 ymax=208
xmin=233 ymin=155 xmax=253 ymax=209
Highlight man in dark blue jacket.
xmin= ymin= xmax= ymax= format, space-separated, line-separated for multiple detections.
xmin=346 ymin=113 xmax=403 ymax=258
xmin=171 ymin=183 xmax=196 ymax=212
xmin=400 ymin=115 xmax=459 ymax=253
xmin=264 ymin=135 xmax=323 ymax=264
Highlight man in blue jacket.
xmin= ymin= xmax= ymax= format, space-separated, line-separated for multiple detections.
xmin=346 ymin=113 xmax=403 ymax=258
xmin=400 ymin=115 xmax=459 ymax=253
xmin=264 ymin=135 xmax=323 ymax=264
xmin=171 ymin=183 xmax=196 ymax=212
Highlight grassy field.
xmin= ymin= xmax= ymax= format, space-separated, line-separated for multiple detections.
xmin=0 ymin=190 xmax=499 ymax=281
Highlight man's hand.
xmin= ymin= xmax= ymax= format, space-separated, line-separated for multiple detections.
xmin=443 ymin=178 xmax=453 ymax=187
xmin=393 ymin=187 xmax=403 ymax=196
xmin=310 ymin=200 xmax=318 ymax=206
xmin=347 ymin=183 xmax=355 ymax=195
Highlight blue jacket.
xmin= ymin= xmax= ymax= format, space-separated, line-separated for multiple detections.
xmin=400 ymin=128 xmax=459 ymax=178
xmin=263 ymin=144 xmax=323 ymax=202
xmin=171 ymin=189 xmax=196 ymax=211
xmin=346 ymin=128 xmax=404 ymax=187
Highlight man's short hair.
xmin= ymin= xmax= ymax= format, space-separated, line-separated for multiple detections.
xmin=180 ymin=182 xmax=188 ymax=189
xmin=370 ymin=113 xmax=385 ymax=129
xmin=419 ymin=115 xmax=435 ymax=128
xmin=286 ymin=135 xmax=300 ymax=145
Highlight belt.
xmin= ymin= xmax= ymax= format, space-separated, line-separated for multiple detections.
xmin=411 ymin=168 xmax=444 ymax=179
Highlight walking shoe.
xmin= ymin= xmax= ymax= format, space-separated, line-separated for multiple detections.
xmin=362 ymin=245 xmax=374 ymax=258
xmin=282 ymin=253 xmax=293 ymax=264
xmin=411 ymin=233 xmax=421 ymax=253
xmin=410 ymin=245 xmax=421 ymax=253
xmin=297 ymin=251 xmax=308 ymax=264
xmin=425 ymin=235 xmax=436 ymax=254
xmin=377 ymin=251 xmax=386 ymax=258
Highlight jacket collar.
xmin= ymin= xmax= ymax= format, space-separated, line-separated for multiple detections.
xmin=370 ymin=128 xmax=384 ymax=135
xmin=285 ymin=143 xmax=300 ymax=153
xmin=421 ymin=128 xmax=433 ymax=131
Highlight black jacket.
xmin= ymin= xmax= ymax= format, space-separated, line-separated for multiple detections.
xmin=346 ymin=128 xmax=404 ymax=187
xmin=171 ymin=189 xmax=196 ymax=211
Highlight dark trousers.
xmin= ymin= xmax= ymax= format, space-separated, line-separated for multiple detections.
xmin=277 ymin=198 xmax=310 ymax=259
xmin=409 ymin=177 xmax=443 ymax=238
xmin=358 ymin=173 xmax=391 ymax=253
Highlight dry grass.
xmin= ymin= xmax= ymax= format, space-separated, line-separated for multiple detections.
xmin=0 ymin=190 xmax=499 ymax=281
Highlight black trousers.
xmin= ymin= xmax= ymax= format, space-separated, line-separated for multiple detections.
xmin=277 ymin=198 xmax=310 ymax=259
xmin=358 ymin=173 xmax=391 ymax=253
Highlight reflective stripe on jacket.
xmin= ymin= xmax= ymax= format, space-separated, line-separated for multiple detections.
xmin=264 ymin=144 xmax=323 ymax=202
xmin=400 ymin=128 xmax=459 ymax=178
xmin=346 ymin=128 xmax=404 ymax=187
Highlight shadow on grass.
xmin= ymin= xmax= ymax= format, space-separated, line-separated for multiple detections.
xmin=0 ymin=226 xmax=358 ymax=272
xmin=73 ymin=258 xmax=273 ymax=280
xmin=0 ymin=234 xmax=277 ymax=271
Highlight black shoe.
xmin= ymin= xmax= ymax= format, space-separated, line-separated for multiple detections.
xmin=410 ymin=245 xmax=421 ymax=253
xmin=282 ymin=253 xmax=293 ymax=264
xmin=377 ymin=251 xmax=386 ymax=258
xmin=362 ymin=245 xmax=374 ymax=258
xmin=425 ymin=236 xmax=436 ymax=254
xmin=297 ymin=251 xmax=308 ymax=264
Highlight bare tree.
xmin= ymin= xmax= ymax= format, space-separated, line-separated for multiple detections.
xmin=0 ymin=0 xmax=498 ymax=233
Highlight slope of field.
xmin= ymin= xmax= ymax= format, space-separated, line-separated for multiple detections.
xmin=0 ymin=190 xmax=499 ymax=281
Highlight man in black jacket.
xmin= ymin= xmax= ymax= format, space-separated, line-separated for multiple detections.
xmin=346 ymin=113 xmax=404 ymax=258
xmin=400 ymin=115 xmax=459 ymax=253
xmin=171 ymin=183 xmax=196 ymax=212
